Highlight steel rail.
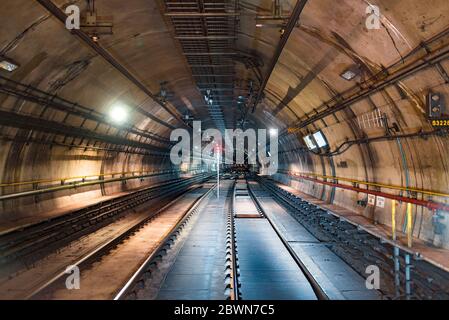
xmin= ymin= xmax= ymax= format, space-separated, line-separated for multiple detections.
xmin=26 ymin=184 xmax=208 ymax=299
xmin=0 ymin=176 xmax=204 ymax=238
xmin=228 ymin=180 xmax=239 ymax=300
xmin=114 ymin=182 xmax=217 ymax=300
xmin=246 ymin=179 xmax=329 ymax=300
xmin=257 ymin=178 xmax=397 ymax=296
xmin=0 ymin=175 xmax=210 ymax=266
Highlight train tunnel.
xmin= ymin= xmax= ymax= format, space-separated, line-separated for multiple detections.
xmin=0 ymin=0 xmax=449 ymax=304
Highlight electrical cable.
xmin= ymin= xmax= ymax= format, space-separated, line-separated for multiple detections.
xmin=281 ymin=128 xmax=449 ymax=158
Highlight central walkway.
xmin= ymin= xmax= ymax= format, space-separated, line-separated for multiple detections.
xmin=235 ymin=218 xmax=318 ymax=300
xmin=155 ymin=181 xmax=232 ymax=300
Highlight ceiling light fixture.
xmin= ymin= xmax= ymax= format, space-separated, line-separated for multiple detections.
xmin=313 ymin=131 xmax=328 ymax=148
xmin=109 ymin=104 xmax=128 ymax=124
xmin=0 ymin=56 xmax=19 ymax=72
xmin=303 ymin=130 xmax=329 ymax=150
xmin=340 ymin=65 xmax=360 ymax=81
xmin=303 ymin=135 xmax=317 ymax=150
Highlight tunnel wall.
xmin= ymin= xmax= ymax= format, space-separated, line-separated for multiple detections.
xmin=0 ymin=1 xmax=193 ymax=225
xmin=250 ymin=0 xmax=449 ymax=249
xmin=0 ymin=138 xmax=177 ymax=225
xmin=274 ymin=129 xmax=449 ymax=249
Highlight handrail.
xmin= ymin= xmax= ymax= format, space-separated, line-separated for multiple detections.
xmin=0 ymin=170 xmax=206 ymax=201
xmin=279 ymin=171 xmax=449 ymax=211
xmin=281 ymin=170 xmax=449 ymax=199
xmin=0 ymin=169 xmax=180 ymax=188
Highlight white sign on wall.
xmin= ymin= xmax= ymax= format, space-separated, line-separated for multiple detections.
xmin=368 ymin=194 xmax=376 ymax=206
xmin=376 ymin=196 xmax=385 ymax=208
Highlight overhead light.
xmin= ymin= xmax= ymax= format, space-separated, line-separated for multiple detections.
xmin=269 ymin=128 xmax=278 ymax=136
xmin=256 ymin=23 xmax=263 ymax=28
xmin=303 ymin=135 xmax=317 ymax=150
xmin=304 ymin=131 xmax=329 ymax=150
xmin=340 ymin=70 xmax=357 ymax=80
xmin=109 ymin=104 xmax=128 ymax=124
xmin=313 ymin=131 xmax=328 ymax=148
xmin=340 ymin=65 xmax=360 ymax=81
xmin=0 ymin=56 xmax=19 ymax=72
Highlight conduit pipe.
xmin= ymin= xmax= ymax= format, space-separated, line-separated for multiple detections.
xmin=287 ymin=173 xmax=449 ymax=212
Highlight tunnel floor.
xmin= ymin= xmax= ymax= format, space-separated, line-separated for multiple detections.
xmin=3 ymin=175 xmax=447 ymax=300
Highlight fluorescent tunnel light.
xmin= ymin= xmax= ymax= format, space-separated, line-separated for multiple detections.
xmin=303 ymin=135 xmax=317 ymax=150
xmin=313 ymin=131 xmax=328 ymax=148
xmin=0 ymin=57 xmax=19 ymax=72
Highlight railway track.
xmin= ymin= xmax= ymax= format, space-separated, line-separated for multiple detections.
xmin=225 ymin=180 xmax=239 ymax=300
xmin=26 ymin=174 xmax=386 ymax=301
xmin=0 ymin=174 xmax=209 ymax=267
xmin=227 ymin=179 xmax=327 ymax=300
xmin=114 ymin=182 xmax=219 ymax=300
xmin=116 ymin=177 xmax=337 ymax=300
xmin=1 ymin=172 xmax=445 ymax=300
xmin=26 ymin=183 xmax=216 ymax=300
xmin=258 ymin=176 xmax=449 ymax=300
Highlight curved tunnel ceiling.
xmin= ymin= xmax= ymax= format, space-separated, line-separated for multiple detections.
xmin=1 ymin=1 xmax=447 ymax=132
